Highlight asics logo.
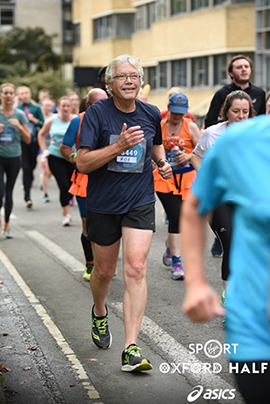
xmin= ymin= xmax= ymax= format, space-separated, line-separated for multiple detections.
xmin=187 ymin=385 xmax=236 ymax=402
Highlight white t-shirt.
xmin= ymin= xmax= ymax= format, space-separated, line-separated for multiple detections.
xmin=193 ymin=121 xmax=228 ymax=158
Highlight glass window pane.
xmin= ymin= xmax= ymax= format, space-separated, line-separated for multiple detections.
xmin=148 ymin=66 xmax=157 ymax=90
xmin=214 ymin=54 xmax=227 ymax=85
xmin=116 ymin=14 xmax=134 ymax=37
xmin=74 ymin=23 xmax=80 ymax=45
xmin=156 ymin=0 xmax=168 ymax=20
xmin=135 ymin=6 xmax=145 ymax=31
xmin=172 ymin=60 xmax=187 ymax=87
xmin=160 ymin=62 xmax=167 ymax=88
xmin=191 ymin=0 xmax=209 ymax=11
xmin=1 ymin=9 xmax=13 ymax=24
xmin=147 ymin=2 xmax=156 ymax=28
xmin=171 ymin=0 xmax=187 ymax=15
xmin=192 ymin=57 xmax=209 ymax=86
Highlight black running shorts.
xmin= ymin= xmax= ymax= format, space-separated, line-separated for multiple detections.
xmin=86 ymin=203 xmax=155 ymax=246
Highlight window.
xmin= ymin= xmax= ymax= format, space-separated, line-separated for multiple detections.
xmin=172 ymin=59 xmax=187 ymax=87
xmin=0 ymin=8 xmax=14 ymax=25
xmin=116 ymin=14 xmax=134 ymax=37
xmin=214 ymin=0 xmax=227 ymax=5
xmin=135 ymin=3 xmax=156 ymax=31
xmin=147 ymin=2 xmax=156 ymax=28
xmin=266 ymin=55 xmax=270 ymax=91
xmin=64 ymin=30 xmax=73 ymax=43
xmin=73 ymin=23 xmax=80 ymax=45
xmin=93 ymin=14 xmax=133 ymax=40
xmin=192 ymin=57 xmax=209 ymax=86
xmin=191 ymin=0 xmax=209 ymax=11
xmin=148 ymin=66 xmax=157 ymax=90
xmin=135 ymin=6 xmax=146 ymax=31
xmin=171 ymin=0 xmax=187 ymax=15
xmin=214 ymin=54 xmax=227 ymax=85
xmin=267 ymin=31 xmax=270 ymax=48
xmin=156 ymin=0 xmax=168 ymax=21
xmin=160 ymin=62 xmax=167 ymax=88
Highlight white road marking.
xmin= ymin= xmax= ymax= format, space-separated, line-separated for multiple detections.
xmin=26 ymin=230 xmax=84 ymax=272
xmin=18 ymin=230 xmax=244 ymax=403
xmin=0 ymin=250 xmax=102 ymax=403
xmin=112 ymin=302 xmax=244 ymax=404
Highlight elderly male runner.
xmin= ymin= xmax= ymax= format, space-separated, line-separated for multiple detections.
xmin=77 ymin=54 xmax=172 ymax=372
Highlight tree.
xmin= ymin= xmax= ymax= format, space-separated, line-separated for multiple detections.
xmin=0 ymin=26 xmax=62 ymax=77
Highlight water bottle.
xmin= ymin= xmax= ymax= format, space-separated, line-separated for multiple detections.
xmin=171 ymin=142 xmax=180 ymax=154
xmin=171 ymin=142 xmax=186 ymax=167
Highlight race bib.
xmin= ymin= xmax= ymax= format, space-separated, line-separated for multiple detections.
xmin=107 ymin=134 xmax=146 ymax=173
xmin=166 ymin=149 xmax=194 ymax=174
xmin=0 ymin=126 xmax=15 ymax=145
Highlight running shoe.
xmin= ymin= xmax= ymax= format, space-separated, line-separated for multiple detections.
xmin=42 ymin=195 xmax=50 ymax=203
xmin=83 ymin=263 xmax=94 ymax=281
xmin=162 ymin=240 xmax=172 ymax=266
xmin=121 ymin=344 xmax=153 ymax=372
xmin=221 ymin=290 xmax=227 ymax=324
xmin=91 ymin=305 xmax=112 ymax=349
xmin=62 ymin=214 xmax=72 ymax=226
xmin=163 ymin=247 xmax=172 ymax=266
xmin=171 ymin=260 xmax=184 ymax=280
xmin=26 ymin=200 xmax=33 ymax=209
xmin=211 ymin=237 xmax=223 ymax=257
xmin=3 ymin=224 xmax=13 ymax=239
xmin=69 ymin=197 xmax=74 ymax=207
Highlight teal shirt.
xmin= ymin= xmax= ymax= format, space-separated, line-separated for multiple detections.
xmin=192 ymin=115 xmax=270 ymax=361
xmin=0 ymin=108 xmax=28 ymax=158
xmin=48 ymin=115 xmax=73 ymax=158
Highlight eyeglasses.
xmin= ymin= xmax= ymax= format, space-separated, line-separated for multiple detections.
xmin=113 ymin=74 xmax=141 ymax=81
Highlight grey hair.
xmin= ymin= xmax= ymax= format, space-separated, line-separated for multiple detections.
xmin=105 ymin=54 xmax=144 ymax=96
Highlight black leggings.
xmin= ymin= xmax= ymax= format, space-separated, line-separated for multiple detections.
xmin=48 ymin=155 xmax=74 ymax=207
xmin=156 ymin=192 xmax=182 ymax=234
xmin=0 ymin=156 xmax=21 ymax=223
xmin=231 ymin=361 xmax=270 ymax=404
xmin=21 ymin=140 xmax=39 ymax=201
xmin=210 ymin=203 xmax=233 ymax=281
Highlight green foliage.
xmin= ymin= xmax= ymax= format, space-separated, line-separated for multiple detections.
xmin=1 ymin=70 xmax=74 ymax=101
xmin=0 ymin=26 xmax=62 ymax=76
xmin=0 ymin=26 xmax=74 ymax=101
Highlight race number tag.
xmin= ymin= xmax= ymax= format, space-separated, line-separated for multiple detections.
xmin=165 ymin=149 xmax=194 ymax=174
xmin=0 ymin=126 xmax=15 ymax=145
xmin=107 ymin=134 xmax=146 ymax=173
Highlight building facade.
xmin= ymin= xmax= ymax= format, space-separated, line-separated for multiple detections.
xmin=255 ymin=0 xmax=270 ymax=90
xmin=72 ymin=0 xmax=258 ymax=113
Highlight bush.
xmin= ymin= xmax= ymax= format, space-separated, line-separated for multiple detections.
xmin=0 ymin=69 xmax=74 ymax=101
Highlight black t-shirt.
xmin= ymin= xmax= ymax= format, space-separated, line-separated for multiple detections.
xmin=205 ymin=82 xmax=266 ymax=128
xmin=79 ymin=97 xmax=162 ymax=214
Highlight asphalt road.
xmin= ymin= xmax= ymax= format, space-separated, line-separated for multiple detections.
xmin=0 ymin=168 xmax=244 ymax=404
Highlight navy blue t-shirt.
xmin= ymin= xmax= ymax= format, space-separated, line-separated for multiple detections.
xmin=78 ymin=97 xmax=162 ymax=214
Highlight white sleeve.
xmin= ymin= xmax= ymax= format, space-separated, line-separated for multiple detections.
xmin=193 ymin=128 xmax=213 ymax=158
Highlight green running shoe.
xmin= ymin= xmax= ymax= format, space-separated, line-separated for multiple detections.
xmin=83 ymin=263 xmax=94 ymax=281
xmin=91 ymin=305 xmax=112 ymax=349
xmin=121 ymin=344 xmax=153 ymax=372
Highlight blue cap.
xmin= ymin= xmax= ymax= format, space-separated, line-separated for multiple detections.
xmin=169 ymin=93 xmax=188 ymax=114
